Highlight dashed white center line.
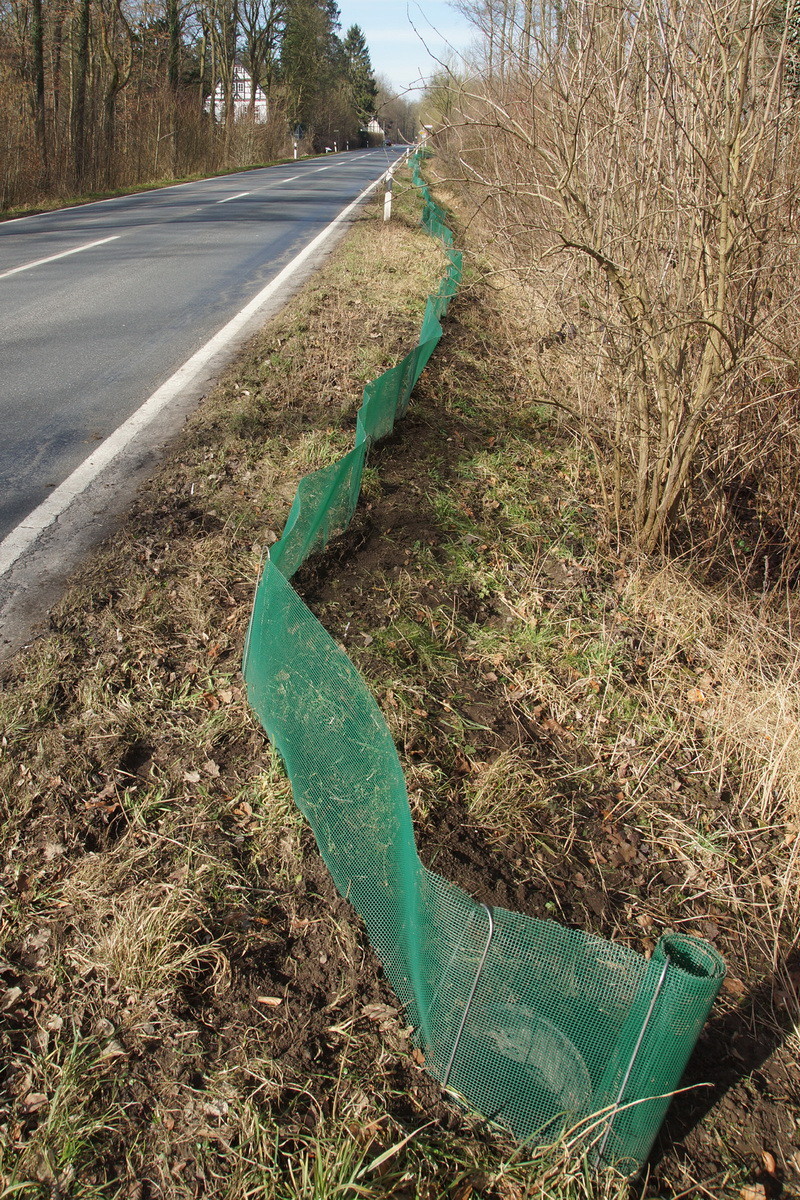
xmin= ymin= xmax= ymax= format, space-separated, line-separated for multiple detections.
xmin=315 ymin=165 xmax=333 ymax=171
xmin=0 ymin=235 xmax=121 ymax=280
xmin=280 ymin=175 xmax=300 ymax=183
xmin=216 ymin=191 xmax=251 ymax=204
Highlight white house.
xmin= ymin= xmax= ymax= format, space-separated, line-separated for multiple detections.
xmin=208 ymin=66 xmax=268 ymax=123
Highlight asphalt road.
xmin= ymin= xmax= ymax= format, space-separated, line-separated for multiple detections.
xmin=0 ymin=147 xmax=402 ymax=545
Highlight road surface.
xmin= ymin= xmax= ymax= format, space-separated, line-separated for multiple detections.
xmin=0 ymin=146 xmax=403 ymax=654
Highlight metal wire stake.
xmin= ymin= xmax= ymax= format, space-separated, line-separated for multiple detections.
xmin=595 ymin=954 xmax=671 ymax=1164
xmin=442 ymin=904 xmax=495 ymax=1090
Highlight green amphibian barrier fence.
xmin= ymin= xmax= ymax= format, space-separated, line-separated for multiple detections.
xmin=243 ymin=152 xmax=726 ymax=1173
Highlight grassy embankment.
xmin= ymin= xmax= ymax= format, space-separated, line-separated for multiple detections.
xmin=0 ymin=166 xmax=798 ymax=1198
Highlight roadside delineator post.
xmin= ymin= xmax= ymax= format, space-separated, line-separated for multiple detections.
xmin=384 ymin=170 xmax=394 ymax=222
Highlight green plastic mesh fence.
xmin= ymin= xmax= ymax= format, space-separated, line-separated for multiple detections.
xmin=243 ymin=153 xmax=725 ymax=1173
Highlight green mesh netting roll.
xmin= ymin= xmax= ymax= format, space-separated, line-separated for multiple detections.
xmin=243 ymin=152 xmax=725 ymax=1173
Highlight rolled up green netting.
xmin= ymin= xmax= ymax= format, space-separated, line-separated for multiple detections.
xmin=244 ymin=558 xmax=724 ymax=1171
xmin=243 ymin=151 xmax=726 ymax=1173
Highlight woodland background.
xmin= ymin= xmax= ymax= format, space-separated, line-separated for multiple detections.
xmin=0 ymin=0 xmax=418 ymax=209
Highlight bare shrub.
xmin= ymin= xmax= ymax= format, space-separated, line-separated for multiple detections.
xmin=438 ymin=0 xmax=800 ymax=571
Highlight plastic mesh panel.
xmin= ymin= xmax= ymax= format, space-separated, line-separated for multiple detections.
xmin=270 ymin=444 xmax=366 ymax=581
xmin=243 ymin=152 xmax=726 ymax=1172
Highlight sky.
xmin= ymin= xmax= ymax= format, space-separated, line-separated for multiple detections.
xmin=337 ymin=0 xmax=476 ymax=97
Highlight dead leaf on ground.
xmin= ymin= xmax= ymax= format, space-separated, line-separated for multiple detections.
xmin=99 ymin=1038 xmax=127 ymax=1059
xmin=362 ymin=1003 xmax=398 ymax=1023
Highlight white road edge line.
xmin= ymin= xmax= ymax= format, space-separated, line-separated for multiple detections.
xmin=0 ymin=169 xmax=389 ymax=577
xmin=216 ymin=191 xmax=250 ymax=204
xmin=0 ymin=235 xmax=120 ymax=280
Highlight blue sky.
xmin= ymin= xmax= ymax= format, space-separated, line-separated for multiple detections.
xmin=337 ymin=1 xmax=476 ymax=96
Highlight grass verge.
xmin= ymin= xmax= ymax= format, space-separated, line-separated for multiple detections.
xmin=0 ymin=166 xmax=798 ymax=1198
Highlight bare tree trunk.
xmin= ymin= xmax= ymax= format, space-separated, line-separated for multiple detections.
xmin=71 ymin=0 xmax=91 ymax=186
xmin=31 ymin=0 xmax=49 ymax=184
xmin=166 ymin=0 xmax=181 ymax=172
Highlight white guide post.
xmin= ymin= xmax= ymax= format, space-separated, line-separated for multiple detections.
xmin=384 ymin=170 xmax=394 ymax=223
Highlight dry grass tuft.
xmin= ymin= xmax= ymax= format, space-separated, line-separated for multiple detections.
xmin=626 ymin=565 xmax=800 ymax=829
xmin=62 ymin=878 xmax=230 ymax=1004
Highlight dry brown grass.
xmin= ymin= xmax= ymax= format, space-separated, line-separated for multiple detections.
xmin=625 ymin=565 xmax=800 ymax=829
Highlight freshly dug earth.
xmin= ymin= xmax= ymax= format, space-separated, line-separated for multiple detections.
xmin=0 ymin=172 xmax=798 ymax=1199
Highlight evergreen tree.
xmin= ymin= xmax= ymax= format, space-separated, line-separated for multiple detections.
xmin=280 ymin=0 xmax=341 ymax=132
xmin=342 ymin=23 xmax=377 ymax=123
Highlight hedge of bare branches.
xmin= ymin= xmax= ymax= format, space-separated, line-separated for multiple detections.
xmin=439 ymin=0 xmax=800 ymax=578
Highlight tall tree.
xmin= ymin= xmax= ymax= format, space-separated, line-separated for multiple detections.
xmin=280 ymin=0 xmax=340 ymax=132
xmin=71 ymin=0 xmax=91 ymax=185
xmin=31 ymin=0 xmax=48 ymax=179
xmin=240 ymin=0 xmax=284 ymax=104
xmin=342 ymin=22 xmax=376 ymax=123
xmin=97 ymin=0 xmax=134 ymax=180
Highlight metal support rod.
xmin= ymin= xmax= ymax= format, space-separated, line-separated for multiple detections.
xmin=442 ymin=904 xmax=495 ymax=1090
xmin=595 ymin=955 xmax=671 ymax=1162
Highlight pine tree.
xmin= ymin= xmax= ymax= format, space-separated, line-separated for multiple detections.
xmin=280 ymin=0 xmax=341 ymax=132
xmin=342 ymin=23 xmax=377 ymax=123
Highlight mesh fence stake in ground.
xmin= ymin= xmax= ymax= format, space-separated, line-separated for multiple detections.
xmin=243 ymin=152 xmax=726 ymax=1174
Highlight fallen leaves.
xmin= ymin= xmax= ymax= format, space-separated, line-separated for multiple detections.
xmin=183 ymin=759 xmax=220 ymax=785
xmin=740 ymin=1185 xmax=767 ymax=1200
xmin=1 ymin=986 xmax=22 ymax=1011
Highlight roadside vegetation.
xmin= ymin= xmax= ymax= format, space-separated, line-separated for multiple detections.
xmin=431 ymin=0 xmax=800 ymax=568
xmin=0 ymin=157 xmax=798 ymax=1199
